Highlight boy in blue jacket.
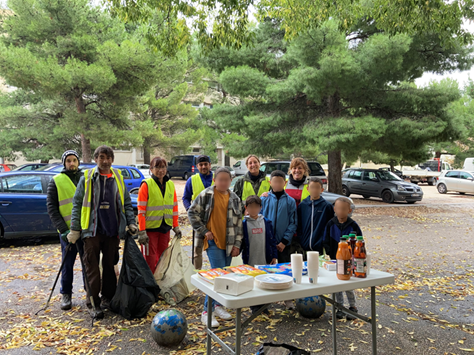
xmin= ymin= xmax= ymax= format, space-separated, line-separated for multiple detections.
xmin=241 ymin=195 xmax=278 ymax=314
xmin=297 ymin=177 xmax=334 ymax=254
xmin=261 ymin=170 xmax=297 ymax=264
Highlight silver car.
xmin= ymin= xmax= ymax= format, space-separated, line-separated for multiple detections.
xmin=436 ymin=170 xmax=474 ymax=194
xmin=342 ymin=169 xmax=423 ymax=204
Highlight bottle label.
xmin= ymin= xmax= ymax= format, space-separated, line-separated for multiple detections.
xmin=337 ymin=259 xmax=351 ymax=276
xmin=354 ymin=258 xmax=366 ymax=273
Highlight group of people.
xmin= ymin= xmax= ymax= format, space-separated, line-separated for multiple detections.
xmin=185 ymin=155 xmax=363 ymax=327
xmin=47 ymin=148 xmax=362 ymax=325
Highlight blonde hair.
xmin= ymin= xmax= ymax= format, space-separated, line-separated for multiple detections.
xmin=290 ymin=158 xmax=311 ymax=176
xmin=245 ymin=154 xmax=261 ymax=167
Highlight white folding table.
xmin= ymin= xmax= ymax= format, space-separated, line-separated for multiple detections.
xmin=191 ymin=268 xmax=394 ymax=355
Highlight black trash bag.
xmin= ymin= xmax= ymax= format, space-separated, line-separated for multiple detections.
xmin=256 ymin=343 xmax=310 ymax=355
xmin=110 ymin=234 xmax=160 ymax=319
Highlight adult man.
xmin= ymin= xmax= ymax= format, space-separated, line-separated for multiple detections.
xmin=69 ymin=146 xmax=137 ymax=319
xmin=182 ymin=155 xmax=214 ymax=269
xmin=46 ymin=150 xmax=84 ymax=310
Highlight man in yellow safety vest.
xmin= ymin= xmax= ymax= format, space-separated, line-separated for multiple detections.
xmin=182 ymin=155 xmax=214 ymax=269
xmin=46 ymin=150 xmax=84 ymax=311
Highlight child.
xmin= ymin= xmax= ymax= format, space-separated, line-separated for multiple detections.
xmin=323 ymin=197 xmax=363 ymax=320
xmin=261 ymin=170 xmax=297 ymax=309
xmin=241 ymin=195 xmax=278 ymax=314
xmin=297 ymin=177 xmax=334 ymax=254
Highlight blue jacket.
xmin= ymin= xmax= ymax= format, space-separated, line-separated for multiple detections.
xmin=260 ymin=191 xmax=297 ymax=245
xmin=297 ymin=196 xmax=334 ymax=253
xmin=323 ymin=216 xmax=363 ymax=259
xmin=182 ymin=173 xmax=214 ymax=210
xmin=241 ymin=215 xmax=278 ymax=265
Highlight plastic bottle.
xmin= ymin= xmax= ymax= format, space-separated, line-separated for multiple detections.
xmin=353 ymin=236 xmax=367 ymax=278
xmin=336 ymin=236 xmax=352 ymax=280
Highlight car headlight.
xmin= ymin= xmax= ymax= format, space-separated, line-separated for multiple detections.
xmin=397 ymin=185 xmax=406 ymax=191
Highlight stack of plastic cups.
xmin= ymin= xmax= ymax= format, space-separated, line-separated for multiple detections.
xmin=307 ymin=251 xmax=319 ymax=284
xmin=291 ymin=253 xmax=303 ymax=284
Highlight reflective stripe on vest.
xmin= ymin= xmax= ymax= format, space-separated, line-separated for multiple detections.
xmin=53 ymin=173 xmax=76 ymax=229
xmin=144 ymin=178 xmax=175 ymax=229
xmin=241 ymin=177 xmax=271 ymax=202
xmin=191 ymin=173 xmax=214 ymax=201
xmin=81 ymin=167 xmax=125 ymax=230
xmin=284 ymin=181 xmax=310 ymax=202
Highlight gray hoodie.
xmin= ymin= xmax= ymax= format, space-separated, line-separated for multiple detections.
xmin=245 ymin=214 xmax=267 ymax=266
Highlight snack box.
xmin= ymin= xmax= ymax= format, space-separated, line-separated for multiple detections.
xmin=198 ymin=268 xmax=231 ymax=284
xmin=214 ymin=273 xmax=254 ymax=296
xmin=256 ymin=262 xmax=308 ymax=276
xmin=227 ymin=265 xmax=267 ymax=277
xmin=323 ymin=260 xmax=337 ymax=271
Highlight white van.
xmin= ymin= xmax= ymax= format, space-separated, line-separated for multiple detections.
xmin=232 ymin=159 xmax=248 ymax=176
xmin=463 ymin=158 xmax=474 ymax=172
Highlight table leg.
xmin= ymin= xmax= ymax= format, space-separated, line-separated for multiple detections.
xmin=332 ymin=293 xmax=337 ymax=355
xmin=371 ymin=286 xmax=377 ymax=355
xmin=207 ymin=297 xmax=212 ymax=355
xmin=235 ymin=308 xmax=242 ymax=355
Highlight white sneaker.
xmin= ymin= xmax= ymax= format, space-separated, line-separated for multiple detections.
xmin=201 ymin=312 xmax=219 ymax=328
xmin=214 ymin=306 xmax=232 ymax=320
xmin=284 ymin=300 xmax=295 ymax=310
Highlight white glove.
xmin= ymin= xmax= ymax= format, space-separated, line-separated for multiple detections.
xmin=173 ymin=226 xmax=182 ymax=239
xmin=128 ymin=224 xmax=138 ymax=235
xmin=137 ymin=230 xmax=149 ymax=245
xmin=67 ymin=230 xmax=81 ymax=244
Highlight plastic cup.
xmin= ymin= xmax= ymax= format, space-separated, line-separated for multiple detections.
xmin=307 ymin=251 xmax=319 ymax=284
xmin=291 ymin=253 xmax=303 ymax=284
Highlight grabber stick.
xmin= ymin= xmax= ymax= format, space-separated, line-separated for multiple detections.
xmin=35 ymin=244 xmax=72 ymax=315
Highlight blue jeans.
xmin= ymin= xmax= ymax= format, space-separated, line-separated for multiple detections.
xmin=59 ymin=235 xmax=85 ymax=294
xmin=204 ymin=240 xmax=232 ymax=312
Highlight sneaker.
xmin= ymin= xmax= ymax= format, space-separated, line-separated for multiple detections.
xmin=60 ymin=294 xmax=72 ymax=310
xmin=346 ymin=307 xmax=358 ymax=321
xmin=94 ymin=306 xmax=104 ymax=320
xmin=336 ymin=310 xmax=345 ymax=319
xmin=201 ymin=312 xmax=219 ymax=328
xmin=100 ymin=298 xmax=111 ymax=311
xmin=284 ymin=300 xmax=294 ymax=310
xmin=214 ymin=306 xmax=232 ymax=320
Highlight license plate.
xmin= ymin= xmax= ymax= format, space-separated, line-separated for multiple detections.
xmin=411 ymin=193 xmax=420 ymax=197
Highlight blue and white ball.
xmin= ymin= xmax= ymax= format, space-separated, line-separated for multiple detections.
xmin=151 ymin=309 xmax=188 ymax=346
xmin=295 ymin=296 xmax=326 ymax=319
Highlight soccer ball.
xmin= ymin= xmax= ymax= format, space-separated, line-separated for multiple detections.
xmin=150 ymin=309 xmax=188 ymax=346
xmin=295 ymin=296 xmax=326 ymax=319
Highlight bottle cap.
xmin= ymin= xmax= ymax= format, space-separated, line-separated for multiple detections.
xmin=349 ymin=233 xmax=356 ymax=238
xmin=356 ymin=236 xmax=364 ymax=240
xmin=341 ymin=235 xmax=349 ymax=241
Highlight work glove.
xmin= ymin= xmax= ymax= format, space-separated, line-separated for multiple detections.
xmin=173 ymin=226 xmax=182 ymax=239
xmin=128 ymin=224 xmax=138 ymax=235
xmin=137 ymin=230 xmax=149 ymax=245
xmin=67 ymin=230 xmax=81 ymax=244
xmin=60 ymin=230 xmax=70 ymax=242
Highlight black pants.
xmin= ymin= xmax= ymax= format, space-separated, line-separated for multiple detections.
xmin=59 ymin=235 xmax=85 ymax=294
xmin=277 ymin=244 xmax=291 ymax=263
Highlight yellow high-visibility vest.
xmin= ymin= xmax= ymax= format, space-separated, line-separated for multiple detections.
xmin=81 ymin=167 xmax=125 ymax=230
xmin=191 ymin=173 xmax=214 ymax=201
xmin=241 ymin=177 xmax=271 ymax=202
xmin=138 ymin=178 xmax=176 ymax=229
xmin=53 ymin=173 xmax=76 ymax=229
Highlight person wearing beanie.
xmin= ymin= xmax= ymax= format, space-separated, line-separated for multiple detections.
xmin=46 ymin=150 xmax=84 ymax=311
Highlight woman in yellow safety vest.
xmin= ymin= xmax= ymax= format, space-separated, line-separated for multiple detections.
xmin=137 ymin=157 xmax=182 ymax=272
xmin=233 ymin=155 xmax=271 ymax=204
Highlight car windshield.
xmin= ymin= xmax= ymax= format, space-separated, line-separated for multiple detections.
xmin=376 ymin=170 xmax=402 ymax=181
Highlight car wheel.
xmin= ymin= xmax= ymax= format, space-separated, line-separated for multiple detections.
xmin=437 ymin=183 xmax=447 ymax=194
xmin=406 ymin=201 xmax=416 ymax=204
xmin=459 ymin=192 xmax=466 ymax=195
xmin=363 ymin=195 xmax=370 ymax=199
xmin=129 ymin=188 xmax=139 ymax=195
xmin=382 ymin=190 xmax=394 ymax=203
xmin=427 ymin=180 xmax=435 ymax=186
xmin=183 ymin=172 xmax=189 ymax=180
xmin=341 ymin=185 xmax=350 ymax=197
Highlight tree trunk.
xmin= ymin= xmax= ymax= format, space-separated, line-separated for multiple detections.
xmin=435 ymin=151 xmax=441 ymax=159
xmin=143 ymin=137 xmax=152 ymax=164
xmin=328 ymin=150 xmax=342 ymax=194
xmin=75 ymin=95 xmax=91 ymax=162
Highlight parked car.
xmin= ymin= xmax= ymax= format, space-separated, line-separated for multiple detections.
xmin=37 ymin=163 xmax=145 ymax=194
xmin=436 ymin=170 xmax=474 ymax=195
xmin=129 ymin=164 xmax=150 ymax=178
xmin=378 ymin=167 xmax=404 ymax=179
xmin=462 ymin=158 xmax=474 ymax=171
xmin=211 ymin=165 xmax=236 ymax=178
xmin=13 ymin=163 xmax=48 ymax=171
xmin=259 ymin=160 xmax=328 ymax=189
xmin=232 ymin=159 xmax=248 ymax=176
xmin=342 ymin=168 xmax=423 ymax=204
xmin=0 ymin=164 xmax=17 ymax=173
xmin=0 ymin=171 xmax=138 ymax=239
xmin=167 ymin=155 xmax=206 ymax=180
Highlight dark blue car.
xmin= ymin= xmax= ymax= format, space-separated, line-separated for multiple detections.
xmin=0 ymin=171 xmax=138 ymax=239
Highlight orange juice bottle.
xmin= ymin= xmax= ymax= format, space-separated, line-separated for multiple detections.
xmin=353 ymin=236 xmax=367 ymax=278
xmin=336 ymin=236 xmax=352 ymax=280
